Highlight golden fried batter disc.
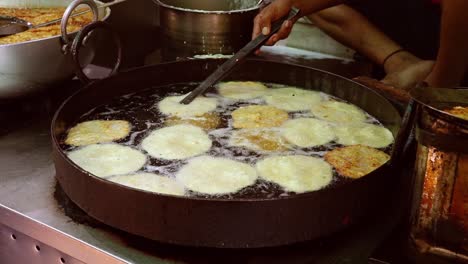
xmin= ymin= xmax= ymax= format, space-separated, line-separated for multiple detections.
xmin=264 ymin=87 xmax=322 ymax=111
xmin=256 ymin=155 xmax=333 ymax=193
xmin=334 ymin=123 xmax=394 ymax=148
xmin=231 ymin=105 xmax=289 ymax=129
xmin=325 ymin=145 xmax=390 ymax=179
xmin=158 ymin=95 xmax=217 ymax=118
xmin=110 ymin=173 xmax=185 ymax=196
xmin=281 ymin=118 xmax=335 ymax=148
xmin=176 ymin=156 xmax=258 ymax=195
xmin=218 ymin=81 xmax=269 ymax=100
xmin=141 ymin=124 xmax=212 ymax=160
xmin=65 ymin=120 xmax=131 ymax=147
xmin=68 ymin=143 xmax=147 ymax=178
xmin=311 ymin=100 xmax=367 ymax=124
xmin=229 ymin=129 xmax=288 ymax=152
xmin=164 ymin=112 xmax=221 ymax=131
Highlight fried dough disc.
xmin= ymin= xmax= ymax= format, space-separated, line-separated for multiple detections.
xmin=264 ymin=87 xmax=322 ymax=111
xmin=229 ymin=129 xmax=288 ymax=152
xmin=325 ymin=145 xmax=390 ymax=179
xmin=65 ymin=120 xmax=131 ymax=146
xmin=176 ymin=156 xmax=257 ymax=195
xmin=231 ymin=105 xmax=289 ymax=129
xmin=158 ymin=95 xmax=217 ymax=118
xmin=218 ymin=81 xmax=269 ymax=100
xmin=281 ymin=118 xmax=335 ymax=148
xmin=446 ymin=106 xmax=468 ymax=120
xmin=141 ymin=124 xmax=211 ymax=160
xmin=311 ymin=101 xmax=367 ymax=124
xmin=110 ymin=173 xmax=185 ymax=196
xmin=334 ymin=123 xmax=394 ymax=148
xmin=164 ymin=112 xmax=221 ymax=131
xmin=256 ymin=155 xmax=333 ymax=193
xmin=68 ymin=144 xmax=146 ymax=178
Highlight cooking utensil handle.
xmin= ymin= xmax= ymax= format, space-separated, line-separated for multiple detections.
xmin=60 ymin=0 xmax=99 ymax=45
xmin=180 ymin=7 xmax=301 ymax=105
xmin=389 ymin=98 xmax=418 ymax=167
xmin=70 ymin=21 xmax=122 ymax=84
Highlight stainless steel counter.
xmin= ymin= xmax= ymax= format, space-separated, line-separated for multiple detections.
xmin=0 ymin=52 xmax=407 ymax=264
xmin=0 ymin=95 xmax=148 ymax=263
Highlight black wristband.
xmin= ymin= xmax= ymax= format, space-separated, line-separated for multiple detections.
xmin=382 ymin=48 xmax=406 ymax=68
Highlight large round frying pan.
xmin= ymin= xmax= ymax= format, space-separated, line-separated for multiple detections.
xmin=51 ymin=59 xmax=402 ymax=248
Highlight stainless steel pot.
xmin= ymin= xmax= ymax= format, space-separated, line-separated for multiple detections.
xmin=156 ymin=0 xmax=259 ymax=59
xmin=0 ymin=0 xmax=111 ymax=99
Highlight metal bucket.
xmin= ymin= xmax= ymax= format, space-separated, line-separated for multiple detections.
xmin=408 ymin=87 xmax=468 ymax=263
xmin=155 ymin=0 xmax=259 ymax=59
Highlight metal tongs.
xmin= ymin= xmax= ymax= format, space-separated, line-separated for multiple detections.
xmin=180 ymin=7 xmax=301 ymax=105
xmin=0 ymin=0 xmax=127 ymax=37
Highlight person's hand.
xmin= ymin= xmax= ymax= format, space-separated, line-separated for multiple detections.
xmin=381 ymin=60 xmax=434 ymax=90
xmin=252 ymin=0 xmax=297 ymax=46
xmin=380 ymin=50 xmax=434 ymax=90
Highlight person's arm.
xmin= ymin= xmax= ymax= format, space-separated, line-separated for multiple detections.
xmin=309 ymin=5 xmax=404 ymax=70
xmin=425 ymin=0 xmax=468 ymax=87
xmin=253 ymin=0 xmax=344 ymax=45
xmin=310 ymin=5 xmax=435 ymax=90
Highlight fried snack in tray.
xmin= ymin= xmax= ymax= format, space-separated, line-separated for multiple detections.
xmin=0 ymin=7 xmax=93 ymax=45
xmin=110 ymin=173 xmax=185 ymax=196
xmin=311 ymin=100 xmax=367 ymax=124
xmin=264 ymin=87 xmax=322 ymax=112
xmin=334 ymin=123 xmax=394 ymax=148
xmin=141 ymin=124 xmax=212 ymax=160
xmin=446 ymin=106 xmax=468 ymax=120
xmin=65 ymin=120 xmax=131 ymax=146
xmin=164 ymin=112 xmax=221 ymax=131
xmin=232 ymin=105 xmax=288 ymax=129
xmin=68 ymin=143 xmax=147 ymax=178
xmin=229 ymin=128 xmax=288 ymax=152
xmin=281 ymin=118 xmax=335 ymax=148
xmin=325 ymin=145 xmax=390 ymax=179
xmin=176 ymin=156 xmax=258 ymax=195
xmin=256 ymin=155 xmax=333 ymax=193
xmin=158 ymin=95 xmax=217 ymax=118
xmin=218 ymin=81 xmax=269 ymax=100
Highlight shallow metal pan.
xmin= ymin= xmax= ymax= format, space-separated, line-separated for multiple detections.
xmin=0 ymin=0 xmax=111 ymax=99
xmin=51 ymin=59 xmax=402 ymax=248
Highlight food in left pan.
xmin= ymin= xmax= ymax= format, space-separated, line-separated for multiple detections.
xmin=62 ymin=81 xmax=395 ymax=198
xmin=0 ymin=7 xmax=93 ymax=45
xmin=446 ymin=106 xmax=468 ymax=120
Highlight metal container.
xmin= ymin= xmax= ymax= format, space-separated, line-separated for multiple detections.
xmin=408 ymin=87 xmax=468 ymax=263
xmin=51 ymin=59 xmax=402 ymax=248
xmin=156 ymin=0 xmax=259 ymax=59
xmin=0 ymin=0 xmax=110 ymax=99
